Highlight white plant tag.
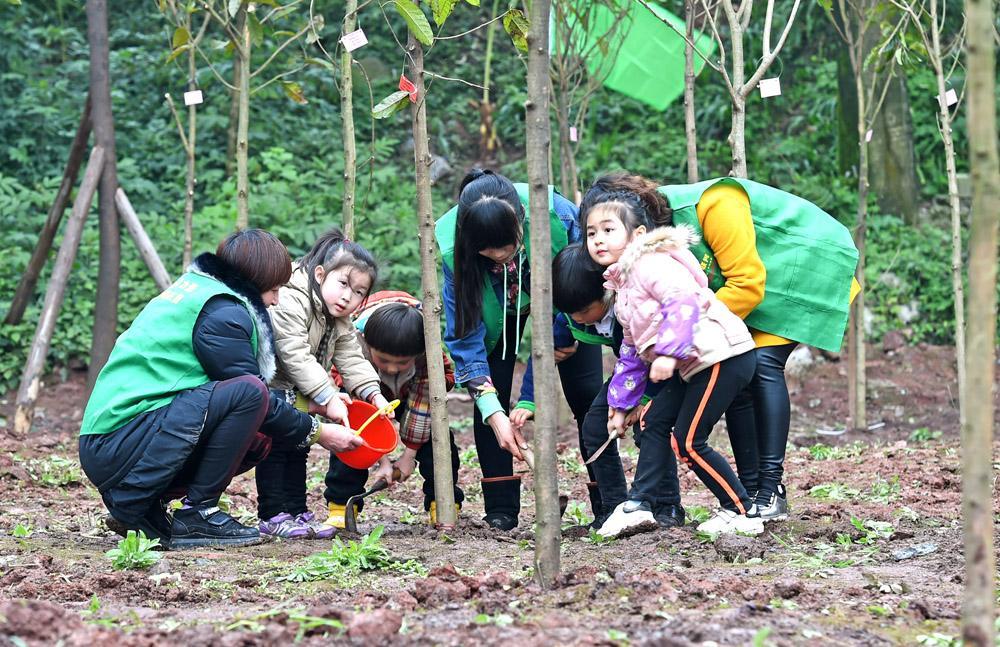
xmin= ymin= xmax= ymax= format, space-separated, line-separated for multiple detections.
xmin=183 ymin=90 xmax=203 ymax=106
xmin=936 ymin=88 xmax=958 ymax=106
xmin=758 ymin=77 xmax=781 ymax=98
xmin=865 ymin=129 xmax=873 ymax=142
xmin=341 ymin=28 xmax=368 ymax=52
xmin=569 ymin=126 xmax=578 ymax=142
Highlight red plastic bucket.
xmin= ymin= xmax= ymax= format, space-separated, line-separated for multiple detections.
xmin=335 ymin=400 xmax=399 ymax=469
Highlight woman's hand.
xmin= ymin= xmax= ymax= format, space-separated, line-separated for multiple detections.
xmin=607 ymin=408 xmax=628 ymax=438
xmin=487 ymin=412 xmax=528 ymax=461
xmin=554 ymin=343 xmax=578 ymax=363
xmin=650 ymin=356 xmax=677 ymax=382
xmin=371 ymin=393 xmax=396 ymax=419
xmin=394 ymin=447 xmax=418 ymax=482
xmin=316 ymin=423 xmax=364 ymax=453
xmin=324 ymin=392 xmax=352 ymax=426
xmin=510 ymin=407 xmax=534 ymax=430
xmin=371 ymin=456 xmax=396 ymax=486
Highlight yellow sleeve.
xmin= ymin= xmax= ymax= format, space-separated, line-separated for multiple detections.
xmin=696 ymin=184 xmax=766 ymax=320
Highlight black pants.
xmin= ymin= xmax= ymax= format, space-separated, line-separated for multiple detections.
xmin=725 ymin=343 xmax=798 ymax=497
xmin=80 ymin=376 xmax=270 ymax=524
xmin=632 ymin=352 xmax=757 ymax=514
xmin=582 ymin=376 xmax=673 ymax=516
xmin=255 ymin=441 xmax=310 ymax=520
xmin=473 ymin=317 xmax=604 ymax=518
xmin=324 ymin=429 xmax=464 ymax=513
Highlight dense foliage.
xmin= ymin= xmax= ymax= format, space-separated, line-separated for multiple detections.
xmin=0 ymin=0 xmax=986 ymax=392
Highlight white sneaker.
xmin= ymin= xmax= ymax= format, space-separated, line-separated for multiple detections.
xmin=596 ymin=500 xmax=657 ymax=538
xmin=696 ymin=508 xmax=764 ymax=536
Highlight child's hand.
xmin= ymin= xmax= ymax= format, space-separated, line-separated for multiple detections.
xmin=394 ymin=448 xmax=417 ymax=482
xmin=316 ymin=423 xmax=364 ymax=453
xmin=510 ymin=407 xmax=533 ymax=430
xmin=607 ymin=408 xmax=627 ymax=438
xmin=372 ymin=457 xmax=396 ymax=486
xmin=371 ymin=393 xmax=395 ymax=420
xmin=554 ymin=343 xmax=578 ymax=363
xmin=324 ymin=392 xmax=351 ymax=426
xmin=650 ymin=356 xmax=677 ymax=382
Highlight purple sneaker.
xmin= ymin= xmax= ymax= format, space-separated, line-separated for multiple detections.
xmin=295 ymin=511 xmax=336 ymax=540
xmin=259 ymin=512 xmax=311 ymax=539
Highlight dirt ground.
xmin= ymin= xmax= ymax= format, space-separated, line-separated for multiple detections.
xmin=0 ymin=342 xmax=997 ymax=646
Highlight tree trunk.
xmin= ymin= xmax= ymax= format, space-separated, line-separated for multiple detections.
xmin=836 ymin=47 xmax=859 ymax=176
xmin=684 ymin=0 xmax=699 ymax=183
xmin=183 ymin=11 xmax=198 ymax=268
xmin=478 ymin=0 xmax=500 ymax=165
xmin=115 ymin=189 xmax=172 ymax=291
xmin=555 ymin=90 xmax=574 ymax=199
xmin=525 ymin=0 xmax=560 ymax=589
xmin=86 ymin=0 xmax=121 ymax=392
xmin=961 ymin=0 xmax=998 ymax=641
xmin=235 ymin=5 xmax=251 ymax=230
xmin=868 ymin=75 xmax=921 ymax=223
xmin=341 ymin=0 xmax=358 ymax=238
xmin=226 ymin=62 xmax=240 ymax=177
xmin=407 ymin=32 xmax=457 ymax=529
xmin=727 ymin=16 xmax=747 ymax=178
xmin=14 ymin=146 xmax=105 ymax=435
xmin=847 ymin=66 xmax=868 ymax=430
xmin=926 ymin=0 xmax=966 ymax=430
xmin=5 ymin=96 xmax=91 ymax=326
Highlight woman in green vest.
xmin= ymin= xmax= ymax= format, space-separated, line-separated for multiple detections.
xmin=436 ymin=169 xmax=604 ymax=530
xmin=79 ymin=229 xmax=364 ymax=549
xmin=581 ymin=172 xmax=859 ymax=522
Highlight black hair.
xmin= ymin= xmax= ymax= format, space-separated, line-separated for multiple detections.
xmin=552 ymin=244 xmax=609 ymax=315
xmin=452 ymin=168 xmax=524 ymax=337
xmin=216 ymin=228 xmax=292 ymax=292
xmin=301 ymin=227 xmax=378 ymax=320
xmin=363 ymin=303 xmax=426 ymax=357
xmin=578 ymin=171 xmax=673 ymax=233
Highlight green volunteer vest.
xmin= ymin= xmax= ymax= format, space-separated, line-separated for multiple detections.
xmin=436 ymin=183 xmax=568 ymax=353
xmin=80 ymin=271 xmax=259 ymax=436
xmin=661 ymin=178 xmax=859 ymax=351
xmin=566 ymin=317 xmax=613 ymax=347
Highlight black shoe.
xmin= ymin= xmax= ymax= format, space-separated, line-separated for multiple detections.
xmin=170 ymin=505 xmax=262 ymax=549
xmin=107 ymin=502 xmax=173 ymax=547
xmin=653 ymin=503 xmax=686 ymax=528
xmin=483 ymin=512 xmax=518 ymax=531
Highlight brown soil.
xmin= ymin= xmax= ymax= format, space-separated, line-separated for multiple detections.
xmin=0 ymin=343 xmax=997 ymax=646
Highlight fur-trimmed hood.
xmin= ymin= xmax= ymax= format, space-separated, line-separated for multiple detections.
xmin=604 ymin=225 xmax=706 ymax=291
xmin=189 ymin=252 xmax=277 ymax=383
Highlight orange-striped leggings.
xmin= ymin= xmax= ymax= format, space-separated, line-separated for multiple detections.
xmin=629 ymin=351 xmax=757 ymax=514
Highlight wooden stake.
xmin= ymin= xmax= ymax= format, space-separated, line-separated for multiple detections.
xmin=341 ymin=0 xmax=358 ymax=239
xmin=14 ymin=146 xmax=105 ymax=435
xmin=526 ymin=0 xmax=561 ymax=589
xmin=5 ymin=97 xmax=92 ymax=326
xmin=114 ymin=188 xmax=173 ymax=291
xmin=408 ymin=32 xmax=457 ymax=528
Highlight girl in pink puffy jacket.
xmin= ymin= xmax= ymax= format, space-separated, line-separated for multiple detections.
xmin=583 ymin=190 xmax=764 ymax=538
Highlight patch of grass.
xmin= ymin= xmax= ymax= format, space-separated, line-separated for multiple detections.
xmin=279 ymin=525 xmax=426 ymax=582
xmin=105 ymin=530 xmax=162 ymax=570
xmin=804 ymin=441 xmax=867 ymax=461
xmin=226 ymin=606 xmax=345 ymax=640
xmin=11 ymin=522 xmax=32 ymax=538
xmin=695 ymin=530 xmax=718 ymax=544
xmin=473 ymin=612 xmax=514 ymax=627
xmin=19 ymin=455 xmax=82 ymax=487
xmin=867 ymin=605 xmax=891 ymax=617
xmin=607 ymin=629 xmax=630 ymax=646
xmin=559 ymin=453 xmax=587 ymax=475
xmin=909 ymin=428 xmax=942 ymax=443
xmin=867 ymin=476 xmax=901 ymax=504
xmin=686 ymin=505 xmax=711 ymax=524
xmin=452 ymin=417 xmax=475 ymax=433
xmin=809 ymin=482 xmax=860 ymax=500
xmin=399 ymin=508 xmax=421 ymax=525
xmin=769 ymin=598 xmax=798 ymax=610
xmin=752 ymin=627 xmax=773 ymax=647
xmin=561 ymin=500 xmax=590 ymax=529
xmin=582 ymin=528 xmax=616 ymax=545
xmin=915 ymin=633 xmax=960 ymax=647
xmin=459 ymin=446 xmax=479 ymax=469
xmin=850 ymin=517 xmax=894 ymax=544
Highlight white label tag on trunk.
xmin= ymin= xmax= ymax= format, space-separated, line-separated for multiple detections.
xmin=341 ymin=28 xmax=368 ymax=52
xmin=183 ymin=90 xmax=203 ymax=106
xmin=569 ymin=126 xmax=578 ymax=142
xmin=865 ymin=129 xmax=873 ymax=142
xmin=758 ymin=77 xmax=781 ymax=98
xmin=936 ymin=88 xmax=958 ymax=106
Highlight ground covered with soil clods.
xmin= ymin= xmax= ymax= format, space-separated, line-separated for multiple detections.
xmin=0 ymin=343 xmax=997 ymax=646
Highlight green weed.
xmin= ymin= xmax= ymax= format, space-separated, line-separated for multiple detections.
xmin=473 ymin=613 xmax=514 ymax=627
xmin=850 ymin=517 xmax=894 ymax=544
xmin=279 ymin=525 xmax=426 ymax=582
xmin=20 ymin=455 xmax=82 ymax=487
xmin=559 ymin=453 xmax=587 ymax=475
xmin=105 ymin=530 xmax=162 ymax=570
xmin=607 ymin=629 xmax=630 ymax=646
xmin=11 ymin=522 xmax=32 ymax=538
xmin=686 ymin=505 xmax=711 ymax=524
xmin=399 ymin=508 xmax=421 ymax=525
xmin=226 ymin=606 xmax=344 ymax=639
xmin=582 ymin=528 xmax=616 ymax=545
xmin=867 ymin=476 xmax=901 ymax=504
xmin=459 ymin=446 xmax=479 ymax=469
xmin=561 ymin=500 xmax=590 ymax=529
xmin=809 ymin=482 xmax=860 ymax=500
xmin=909 ymin=428 xmax=942 ymax=443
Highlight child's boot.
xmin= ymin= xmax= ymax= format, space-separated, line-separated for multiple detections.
xmin=324 ymin=502 xmax=356 ymax=530
xmin=295 ymin=511 xmax=336 ymax=539
xmin=428 ymin=501 xmax=460 ymax=526
xmin=258 ymin=512 xmax=311 ymax=539
xmin=755 ymin=483 xmax=789 ymax=522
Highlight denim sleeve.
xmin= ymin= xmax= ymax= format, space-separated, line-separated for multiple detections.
xmin=553 ymin=192 xmax=582 ymax=244
xmin=515 ymin=356 xmax=535 ymax=411
xmin=442 ymin=262 xmax=490 ymax=386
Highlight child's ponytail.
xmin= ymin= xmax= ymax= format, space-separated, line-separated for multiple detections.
xmin=301 ymin=227 xmax=379 ymax=321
